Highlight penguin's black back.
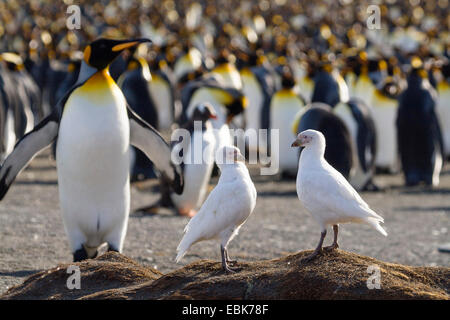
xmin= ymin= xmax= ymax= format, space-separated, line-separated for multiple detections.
xmin=396 ymin=76 xmax=443 ymax=185
xmin=311 ymin=71 xmax=340 ymax=108
xmin=253 ymin=66 xmax=276 ymax=131
xmin=121 ymin=68 xmax=158 ymax=128
xmin=297 ymin=103 xmax=353 ymax=179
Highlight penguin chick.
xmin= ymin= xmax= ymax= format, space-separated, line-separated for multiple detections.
xmin=292 ymin=130 xmax=387 ymax=262
xmin=176 ymin=146 xmax=257 ymax=273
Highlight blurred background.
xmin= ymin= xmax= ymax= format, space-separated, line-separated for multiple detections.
xmin=0 ymin=0 xmax=449 ymax=182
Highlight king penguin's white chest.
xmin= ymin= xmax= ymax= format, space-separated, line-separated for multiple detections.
xmin=56 ymin=70 xmax=131 ymax=238
xmin=57 ymin=71 xmax=130 ymax=176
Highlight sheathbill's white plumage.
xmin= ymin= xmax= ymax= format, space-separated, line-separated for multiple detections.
xmin=292 ymin=129 xmax=387 ymax=261
xmin=176 ymin=145 xmax=257 ymax=273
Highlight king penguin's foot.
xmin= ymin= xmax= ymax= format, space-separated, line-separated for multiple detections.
xmin=134 ymin=204 xmax=161 ymax=215
xmin=405 ymin=173 xmax=421 ymax=186
xmin=362 ymin=180 xmax=381 ymax=192
xmin=73 ymin=247 xmax=89 ymax=262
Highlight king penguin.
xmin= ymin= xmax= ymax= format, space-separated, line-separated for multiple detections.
xmin=174 ymin=46 xmax=203 ymax=83
xmin=397 ymin=57 xmax=444 ymax=186
xmin=118 ymin=53 xmax=159 ymax=182
xmin=211 ymin=49 xmax=246 ymax=151
xmin=334 ymin=98 xmax=378 ymax=190
xmin=0 ymin=38 xmax=184 ymax=261
xmin=436 ymin=62 xmax=450 ymax=158
xmin=0 ymin=53 xmax=35 ymax=138
xmin=371 ymin=75 xmax=401 ymax=172
xmin=238 ymin=51 xmax=276 ymax=155
xmin=297 ymin=56 xmax=316 ymax=103
xmin=148 ymin=58 xmax=176 ymax=130
xmin=0 ymin=59 xmax=21 ymax=159
xmin=139 ymin=103 xmax=217 ymax=217
xmin=211 ymin=49 xmax=243 ymax=90
xmin=270 ymin=66 xmax=306 ymax=177
xmin=352 ymin=52 xmax=377 ymax=108
xmin=292 ymin=102 xmax=353 ymax=179
xmin=182 ymin=76 xmax=247 ymax=154
xmin=311 ymin=58 xmax=349 ymax=108
xmin=343 ymin=53 xmax=359 ymax=98
xmin=2 ymin=53 xmax=41 ymax=127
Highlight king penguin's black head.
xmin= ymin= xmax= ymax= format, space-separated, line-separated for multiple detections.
xmin=83 ymin=38 xmax=151 ymax=70
xmin=192 ymin=103 xmax=217 ymax=122
xmin=225 ymin=89 xmax=247 ymax=123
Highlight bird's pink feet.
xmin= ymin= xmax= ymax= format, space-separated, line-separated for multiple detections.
xmin=179 ymin=209 xmax=197 ymax=217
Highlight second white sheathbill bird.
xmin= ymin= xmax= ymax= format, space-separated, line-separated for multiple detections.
xmin=292 ymin=129 xmax=387 ymax=261
xmin=176 ymin=146 xmax=257 ymax=273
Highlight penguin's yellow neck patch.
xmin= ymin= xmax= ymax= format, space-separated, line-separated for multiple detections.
xmin=210 ymin=88 xmax=234 ymax=105
xmin=291 ymin=109 xmax=306 ymax=135
xmin=240 ymin=67 xmax=253 ymax=77
xmin=214 ymin=63 xmax=235 ymax=74
xmin=277 ymin=88 xmax=296 ymax=98
xmin=373 ymin=89 xmax=396 ymax=105
xmin=437 ymin=80 xmax=450 ymax=92
xmin=64 ymin=68 xmax=124 ymax=115
xmin=301 ymin=76 xmax=313 ymax=85
xmin=358 ymin=73 xmax=371 ymax=83
xmin=78 ymin=69 xmax=119 ymax=95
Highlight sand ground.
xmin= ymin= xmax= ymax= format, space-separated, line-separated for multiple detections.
xmin=0 ymin=149 xmax=449 ymax=294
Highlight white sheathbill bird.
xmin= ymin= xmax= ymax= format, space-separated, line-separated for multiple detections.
xmin=176 ymin=145 xmax=257 ymax=273
xmin=292 ymin=129 xmax=387 ymax=261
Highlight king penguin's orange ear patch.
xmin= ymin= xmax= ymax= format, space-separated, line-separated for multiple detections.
xmin=83 ymin=45 xmax=91 ymax=64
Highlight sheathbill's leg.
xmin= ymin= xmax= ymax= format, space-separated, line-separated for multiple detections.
xmin=302 ymin=228 xmax=327 ymax=262
xmin=324 ymin=225 xmax=339 ymax=251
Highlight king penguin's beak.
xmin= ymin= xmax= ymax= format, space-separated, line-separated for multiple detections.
xmin=111 ymin=38 xmax=152 ymax=52
xmin=209 ymin=113 xmax=218 ymax=120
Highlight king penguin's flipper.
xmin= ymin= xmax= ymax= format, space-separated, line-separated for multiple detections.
xmin=347 ymin=98 xmax=377 ymax=173
xmin=127 ymin=104 xmax=184 ymax=194
xmin=0 ymin=111 xmax=59 ymax=199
